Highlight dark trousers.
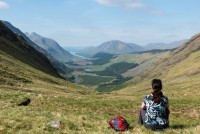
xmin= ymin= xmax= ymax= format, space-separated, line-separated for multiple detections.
xmin=138 ymin=109 xmax=146 ymax=125
xmin=138 ymin=109 xmax=170 ymax=130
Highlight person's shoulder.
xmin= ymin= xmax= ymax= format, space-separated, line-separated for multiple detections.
xmin=144 ymin=94 xmax=153 ymax=99
xmin=162 ymin=95 xmax=168 ymax=99
xmin=162 ymin=95 xmax=169 ymax=102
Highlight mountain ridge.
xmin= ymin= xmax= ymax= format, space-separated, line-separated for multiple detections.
xmin=0 ymin=21 xmax=60 ymax=78
xmin=126 ymin=33 xmax=200 ymax=84
xmin=25 ymin=32 xmax=77 ymax=62
xmin=78 ymin=39 xmax=186 ymax=57
xmin=97 ymin=40 xmax=144 ymax=53
xmin=144 ymin=39 xmax=187 ymax=50
xmin=79 ymin=40 xmax=144 ymax=57
xmin=0 ymin=20 xmax=47 ymax=54
xmin=1 ymin=20 xmax=74 ymax=81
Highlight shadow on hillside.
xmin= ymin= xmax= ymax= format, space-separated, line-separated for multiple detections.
xmin=170 ymin=124 xmax=195 ymax=129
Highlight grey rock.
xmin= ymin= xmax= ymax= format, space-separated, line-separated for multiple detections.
xmin=48 ymin=120 xmax=61 ymax=128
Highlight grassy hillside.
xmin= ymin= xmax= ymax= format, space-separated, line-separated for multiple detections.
xmin=92 ymin=52 xmax=115 ymax=65
xmin=118 ymin=74 xmax=200 ymax=134
xmin=0 ymin=46 xmax=95 ymax=133
xmin=1 ymin=20 xmax=74 ymax=81
xmin=78 ymin=75 xmax=114 ymax=86
xmin=134 ymin=33 xmax=200 ymax=82
xmin=0 ymin=50 xmax=199 ymax=133
xmin=116 ymin=33 xmax=200 ymax=133
xmin=1 ymin=68 xmax=199 ymax=134
xmin=0 ymin=21 xmax=94 ymax=133
xmin=73 ymin=51 xmax=171 ymax=91
xmin=95 ymin=62 xmax=137 ymax=77
xmin=0 ymin=21 xmax=60 ymax=78
xmin=91 ymin=51 xmax=170 ymax=72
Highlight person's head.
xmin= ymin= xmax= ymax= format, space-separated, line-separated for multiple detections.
xmin=151 ymin=79 xmax=162 ymax=91
xmin=151 ymin=79 xmax=163 ymax=103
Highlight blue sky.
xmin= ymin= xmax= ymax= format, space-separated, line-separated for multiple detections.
xmin=0 ymin=0 xmax=200 ymax=47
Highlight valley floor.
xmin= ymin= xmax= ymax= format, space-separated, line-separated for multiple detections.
xmin=0 ymin=74 xmax=200 ymax=134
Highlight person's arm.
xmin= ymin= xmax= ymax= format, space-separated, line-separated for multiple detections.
xmin=166 ymin=103 xmax=170 ymax=114
xmin=141 ymin=102 xmax=146 ymax=110
xmin=166 ymin=103 xmax=169 ymax=109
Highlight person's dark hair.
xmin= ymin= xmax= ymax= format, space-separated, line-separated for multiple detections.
xmin=152 ymin=79 xmax=162 ymax=91
xmin=151 ymin=79 xmax=163 ymax=103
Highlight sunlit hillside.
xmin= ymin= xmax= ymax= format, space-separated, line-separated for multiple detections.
xmin=0 ymin=21 xmax=95 ymax=133
xmin=125 ymin=33 xmax=200 ymax=83
xmin=118 ymin=33 xmax=200 ymax=133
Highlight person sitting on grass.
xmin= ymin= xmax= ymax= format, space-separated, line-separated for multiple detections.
xmin=138 ymin=79 xmax=170 ymax=130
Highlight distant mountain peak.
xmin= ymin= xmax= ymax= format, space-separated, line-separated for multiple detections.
xmin=25 ymin=32 xmax=78 ymax=62
xmin=0 ymin=21 xmax=60 ymax=78
xmin=106 ymin=40 xmax=124 ymax=43
xmin=80 ymin=40 xmax=144 ymax=56
xmin=25 ymin=32 xmax=40 ymax=37
xmin=2 ymin=20 xmax=75 ymax=80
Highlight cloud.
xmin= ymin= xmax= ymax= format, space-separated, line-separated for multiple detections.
xmin=95 ymin=0 xmax=165 ymax=15
xmin=0 ymin=1 xmax=9 ymax=9
xmin=96 ymin=0 xmax=145 ymax=9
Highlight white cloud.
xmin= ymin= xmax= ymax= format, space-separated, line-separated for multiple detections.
xmin=95 ymin=0 xmax=145 ymax=9
xmin=0 ymin=1 xmax=9 ymax=9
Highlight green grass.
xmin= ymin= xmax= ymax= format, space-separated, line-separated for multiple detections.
xmin=0 ymin=64 xmax=198 ymax=133
xmin=1 ymin=76 xmax=200 ymax=133
xmin=78 ymin=75 xmax=114 ymax=86
xmin=0 ymin=50 xmax=199 ymax=133
xmin=91 ymin=52 xmax=169 ymax=74
xmin=94 ymin=62 xmax=138 ymax=77
xmin=0 ymin=52 xmax=200 ymax=133
xmin=92 ymin=53 xmax=114 ymax=65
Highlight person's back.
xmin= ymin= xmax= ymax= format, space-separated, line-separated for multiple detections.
xmin=144 ymin=93 xmax=169 ymax=128
xmin=138 ymin=79 xmax=170 ymax=130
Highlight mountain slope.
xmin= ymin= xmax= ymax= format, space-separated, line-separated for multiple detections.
xmin=144 ymin=40 xmax=187 ymax=50
xmin=25 ymin=32 xmax=77 ymax=62
xmin=148 ymin=34 xmax=200 ymax=79
xmin=97 ymin=40 xmax=144 ymax=54
xmin=79 ymin=40 xmax=144 ymax=56
xmin=1 ymin=20 xmax=74 ymax=80
xmin=124 ymin=33 xmax=200 ymax=84
xmin=0 ymin=20 xmax=89 ymax=96
xmin=117 ymin=34 xmax=200 ymax=134
xmin=1 ymin=20 xmax=46 ymax=54
xmin=0 ymin=21 xmax=60 ymax=78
